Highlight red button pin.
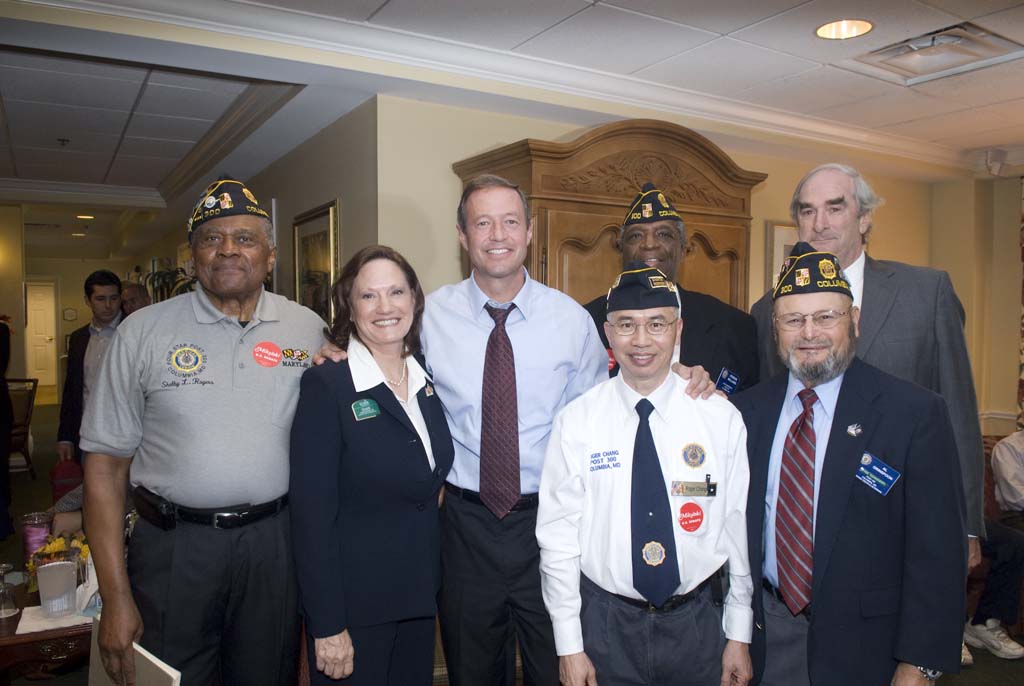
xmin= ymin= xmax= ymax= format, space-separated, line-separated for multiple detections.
xmin=253 ymin=341 xmax=282 ymax=367
xmin=678 ymin=502 xmax=704 ymax=532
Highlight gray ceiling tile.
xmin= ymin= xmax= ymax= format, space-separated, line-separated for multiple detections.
xmin=106 ymin=155 xmax=179 ymax=187
xmin=515 ymin=4 xmax=716 ymax=74
xmin=603 ymin=0 xmax=808 ymax=34
xmin=972 ymin=5 xmax=1024 ymax=43
xmin=370 ymin=0 xmax=591 ymax=50
xmin=879 ymin=101 xmax=1019 ymax=140
xmin=148 ymin=70 xmax=248 ymax=94
xmin=918 ymin=0 xmax=1024 ymax=21
xmin=635 ymin=37 xmax=817 ymax=95
xmin=119 ymin=136 xmax=194 ymax=159
xmin=17 ymin=161 xmax=104 ymax=184
xmin=4 ymin=100 xmax=130 ymax=136
xmin=14 ymin=145 xmax=112 ymax=167
xmin=735 ymin=65 xmax=899 ymax=113
xmin=0 ymin=49 xmax=147 ymax=82
xmin=125 ymin=112 xmax=215 ymax=141
xmin=224 ymin=0 xmax=388 ymax=22
xmin=136 ymin=82 xmax=241 ymax=120
xmin=812 ymin=89 xmax=968 ymax=127
xmin=13 ymin=128 xmax=121 ymax=155
xmin=912 ymin=58 xmax=1024 ymax=106
xmin=0 ymin=65 xmax=143 ymax=110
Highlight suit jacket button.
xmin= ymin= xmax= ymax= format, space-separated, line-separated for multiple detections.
xmin=417 ymin=503 xmax=425 ymax=511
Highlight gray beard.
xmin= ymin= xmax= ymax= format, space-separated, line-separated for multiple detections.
xmin=780 ymin=323 xmax=857 ymax=387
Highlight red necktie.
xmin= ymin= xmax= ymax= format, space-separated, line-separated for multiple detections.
xmin=479 ymin=304 xmax=520 ymax=518
xmin=775 ymin=388 xmax=818 ymax=615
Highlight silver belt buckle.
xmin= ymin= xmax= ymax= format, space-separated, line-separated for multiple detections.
xmin=212 ymin=511 xmax=244 ymax=529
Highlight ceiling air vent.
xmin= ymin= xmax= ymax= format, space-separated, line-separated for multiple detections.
xmin=854 ymin=23 xmax=1024 ymax=85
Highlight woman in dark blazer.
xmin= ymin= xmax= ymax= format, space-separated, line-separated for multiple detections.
xmin=290 ymin=245 xmax=453 ymax=685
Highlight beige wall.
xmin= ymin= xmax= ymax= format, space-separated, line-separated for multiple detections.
xmin=25 ymin=257 xmax=134 ymax=343
xmin=249 ymin=97 xmax=379 ymax=300
xmin=0 ymin=206 xmax=25 ymax=377
xmin=376 ymin=96 xmax=585 ymax=292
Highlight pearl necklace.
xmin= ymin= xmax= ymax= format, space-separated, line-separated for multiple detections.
xmin=385 ymin=362 xmax=407 ymax=388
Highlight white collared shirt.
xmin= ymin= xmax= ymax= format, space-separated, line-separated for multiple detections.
xmin=83 ymin=311 xmax=122 ymax=406
xmin=844 ymin=251 xmax=866 ymax=309
xmin=348 ymin=337 xmax=435 ymax=470
xmin=537 ymin=372 xmax=752 ymax=655
xmin=762 ymin=372 xmax=844 ymax=588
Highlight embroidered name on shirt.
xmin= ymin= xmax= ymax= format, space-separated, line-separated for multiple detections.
xmin=589 ymin=450 xmax=622 ymax=472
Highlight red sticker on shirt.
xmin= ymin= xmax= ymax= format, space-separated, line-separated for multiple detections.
xmin=606 ymin=348 xmax=617 ymax=371
xmin=253 ymin=341 xmax=282 ymax=367
xmin=678 ymin=502 xmax=704 ymax=532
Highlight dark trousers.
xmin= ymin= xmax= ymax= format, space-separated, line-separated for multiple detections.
xmin=759 ymin=589 xmax=811 ymax=686
xmin=0 ymin=383 xmax=12 ymax=539
xmin=973 ymin=519 xmax=1024 ymax=626
xmin=438 ymin=492 xmax=558 ymax=686
xmin=580 ymin=576 xmax=724 ymax=686
xmin=127 ymin=509 xmax=299 ymax=686
xmin=306 ymin=617 xmax=435 ymax=686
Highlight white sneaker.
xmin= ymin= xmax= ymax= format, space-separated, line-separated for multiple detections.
xmin=964 ymin=619 xmax=1024 ymax=659
xmin=961 ymin=640 xmax=974 ymax=666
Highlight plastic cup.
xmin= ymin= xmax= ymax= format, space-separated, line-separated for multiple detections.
xmin=36 ymin=561 xmax=77 ymax=618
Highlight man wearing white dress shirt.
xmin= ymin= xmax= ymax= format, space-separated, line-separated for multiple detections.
xmin=537 ymin=263 xmax=753 ymax=686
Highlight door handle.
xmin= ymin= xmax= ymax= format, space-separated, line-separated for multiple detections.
xmin=46 ymin=336 xmax=54 ymax=342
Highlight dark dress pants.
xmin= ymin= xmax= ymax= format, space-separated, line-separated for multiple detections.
xmin=439 ymin=492 xmax=558 ymax=686
xmin=306 ymin=617 xmax=435 ymax=686
xmin=127 ymin=509 xmax=299 ymax=686
xmin=580 ymin=576 xmax=724 ymax=686
xmin=973 ymin=519 xmax=1024 ymax=626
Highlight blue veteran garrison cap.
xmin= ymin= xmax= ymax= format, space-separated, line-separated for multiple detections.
xmin=772 ymin=241 xmax=852 ymax=301
xmin=607 ymin=262 xmax=679 ymax=314
xmin=187 ymin=175 xmax=270 ymax=243
xmin=624 ymin=182 xmax=683 ymax=227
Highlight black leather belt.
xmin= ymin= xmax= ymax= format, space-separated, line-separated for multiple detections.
xmin=614 ymin=579 xmax=709 ymax=613
xmin=134 ymin=486 xmax=288 ymax=530
xmin=762 ymin=579 xmax=812 ymax=618
xmin=445 ymin=484 xmax=538 ymax=511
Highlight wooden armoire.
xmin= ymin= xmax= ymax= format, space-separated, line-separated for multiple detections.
xmin=452 ymin=119 xmax=766 ymax=309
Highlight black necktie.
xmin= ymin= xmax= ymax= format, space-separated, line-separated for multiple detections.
xmin=630 ymin=398 xmax=680 ymax=607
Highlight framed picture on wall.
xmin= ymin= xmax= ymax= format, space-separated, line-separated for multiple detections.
xmin=293 ymin=200 xmax=340 ymax=323
xmin=765 ymin=220 xmax=799 ymax=291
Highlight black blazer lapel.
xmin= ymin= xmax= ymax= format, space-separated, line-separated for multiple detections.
xmin=367 ymin=384 xmax=416 ymax=435
xmin=417 ymin=384 xmax=453 ymax=477
xmin=811 ymin=359 xmax=880 ymax=600
xmin=856 ymin=257 xmax=896 ymax=359
xmin=745 ymin=375 xmax=789 ymax=580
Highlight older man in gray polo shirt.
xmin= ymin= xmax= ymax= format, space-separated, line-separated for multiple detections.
xmin=82 ymin=176 xmax=326 ymax=686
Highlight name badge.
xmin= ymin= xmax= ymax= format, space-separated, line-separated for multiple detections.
xmin=351 ymin=398 xmax=381 ymax=421
xmin=855 ymin=452 xmax=900 ymax=496
xmin=672 ymin=474 xmax=717 ymax=497
xmin=715 ymin=367 xmax=740 ymax=395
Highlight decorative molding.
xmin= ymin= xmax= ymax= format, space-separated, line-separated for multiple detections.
xmin=979 ymin=411 xmax=1017 ymax=421
xmin=16 ymin=0 xmax=973 ymax=171
xmin=557 ymin=153 xmax=735 ymax=211
xmin=160 ymin=81 xmax=303 ymax=201
xmin=0 ymin=177 xmax=165 ymax=207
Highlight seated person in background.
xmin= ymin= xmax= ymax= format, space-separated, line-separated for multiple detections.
xmin=962 ymin=517 xmax=1024 ymax=661
xmin=994 ymin=431 xmax=1024 ymax=532
xmin=120 ymin=282 xmax=151 ymax=316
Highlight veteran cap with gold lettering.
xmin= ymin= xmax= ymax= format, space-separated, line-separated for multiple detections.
xmin=772 ymin=241 xmax=852 ymax=301
xmin=623 ymin=182 xmax=683 ymax=228
xmin=187 ymin=175 xmax=271 ymax=243
xmin=607 ymin=262 xmax=679 ymax=313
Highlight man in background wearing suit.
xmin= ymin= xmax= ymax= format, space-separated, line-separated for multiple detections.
xmin=750 ymin=164 xmax=985 ymax=570
xmin=56 ymin=269 xmax=122 ymax=463
xmin=734 ymin=242 xmax=966 ymax=685
xmin=585 ymin=182 xmax=759 ymax=393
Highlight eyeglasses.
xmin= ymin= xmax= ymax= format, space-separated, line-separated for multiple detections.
xmin=774 ymin=309 xmax=849 ymax=332
xmin=609 ymin=318 xmax=677 ymax=336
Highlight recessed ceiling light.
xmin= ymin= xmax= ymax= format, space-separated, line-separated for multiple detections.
xmin=76 ymin=214 xmax=94 ymax=220
xmin=816 ymin=19 xmax=873 ymax=40
xmin=71 ymin=232 xmax=86 ymax=237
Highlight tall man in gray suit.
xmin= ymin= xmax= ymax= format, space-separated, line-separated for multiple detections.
xmin=750 ymin=163 xmax=985 ymax=566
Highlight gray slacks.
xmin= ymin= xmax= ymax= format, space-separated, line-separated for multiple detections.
xmin=759 ymin=589 xmax=811 ymax=686
xmin=580 ymin=575 xmax=724 ymax=686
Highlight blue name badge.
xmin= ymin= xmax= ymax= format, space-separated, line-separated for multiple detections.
xmin=855 ymin=452 xmax=901 ymax=496
xmin=715 ymin=367 xmax=740 ymax=395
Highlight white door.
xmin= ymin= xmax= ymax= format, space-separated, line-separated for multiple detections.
xmin=26 ymin=282 xmax=57 ymax=385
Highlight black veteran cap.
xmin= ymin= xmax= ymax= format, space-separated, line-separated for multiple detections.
xmin=624 ymin=182 xmax=683 ymax=227
xmin=187 ymin=175 xmax=271 ymax=243
xmin=607 ymin=262 xmax=680 ymax=313
xmin=772 ymin=241 xmax=852 ymax=301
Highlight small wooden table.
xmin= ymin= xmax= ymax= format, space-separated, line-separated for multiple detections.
xmin=0 ymin=585 xmax=91 ymax=685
